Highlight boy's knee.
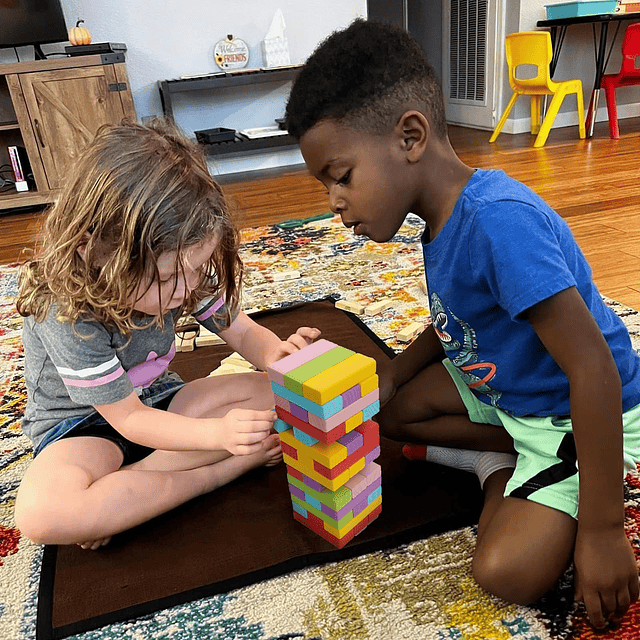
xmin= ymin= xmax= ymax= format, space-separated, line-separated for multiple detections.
xmin=472 ymin=548 xmax=550 ymax=606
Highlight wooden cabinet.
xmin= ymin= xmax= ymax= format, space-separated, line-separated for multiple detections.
xmin=0 ymin=55 xmax=136 ymax=212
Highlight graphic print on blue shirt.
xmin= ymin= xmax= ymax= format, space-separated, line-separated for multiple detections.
xmin=430 ymin=292 xmax=502 ymax=409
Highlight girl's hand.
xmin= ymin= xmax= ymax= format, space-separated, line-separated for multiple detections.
xmin=219 ymin=408 xmax=277 ymax=455
xmin=574 ymin=526 xmax=639 ymax=629
xmin=266 ymin=327 xmax=321 ymax=366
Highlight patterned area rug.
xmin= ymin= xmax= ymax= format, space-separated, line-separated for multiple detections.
xmin=2 ymin=213 xmax=640 ymax=640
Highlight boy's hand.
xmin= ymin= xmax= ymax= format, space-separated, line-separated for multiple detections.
xmin=219 ymin=408 xmax=277 ymax=455
xmin=266 ymin=327 xmax=321 ymax=366
xmin=574 ymin=526 xmax=639 ymax=629
xmin=378 ymin=367 xmax=397 ymax=408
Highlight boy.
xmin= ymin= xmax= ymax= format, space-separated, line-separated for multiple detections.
xmin=284 ymin=19 xmax=640 ymax=630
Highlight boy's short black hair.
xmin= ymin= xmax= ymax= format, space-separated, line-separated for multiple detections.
xmin=285 ymin=18 xmax=447 ymax=140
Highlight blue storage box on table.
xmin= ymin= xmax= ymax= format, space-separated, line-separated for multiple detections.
xmin=545 ymin=1 xmax=618 ymax=19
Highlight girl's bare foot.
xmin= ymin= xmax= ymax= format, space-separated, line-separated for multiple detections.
xmin=78 ymin=536 xmax=111 ymax=550
xmin=261 ymin=433 xmax=283 ymax=467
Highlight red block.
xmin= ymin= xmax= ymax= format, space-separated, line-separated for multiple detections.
xmin=287 ymin=467 xmax=304 ymax=482
xmin=280 ymin=440 xmax=298 ymax=460
xmin=292 ymin=508 xmax=356 ymax=549
xmin=312 ymin=420 xmax=379 ymax=479
xmin=275 ymin=406 xmax=348 ymax=444
xmin=368 ymin=504 xmax=382 ymax=524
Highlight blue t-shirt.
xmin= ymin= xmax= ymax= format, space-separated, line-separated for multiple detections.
xmin=422 ymin=169 xmax=640 ymax=417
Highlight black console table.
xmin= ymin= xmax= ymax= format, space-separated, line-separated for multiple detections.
xmin=536 ymin=12 xmax=640 ymax=136
xmin=158 ymin=65 xmax=302 ymax=157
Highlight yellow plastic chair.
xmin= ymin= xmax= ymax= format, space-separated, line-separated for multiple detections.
xmin=490 ymin=31 xmax=586 ymax=148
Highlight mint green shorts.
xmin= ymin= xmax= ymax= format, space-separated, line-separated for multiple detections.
xmin=443 ymin=359 xmax=640 ymax=519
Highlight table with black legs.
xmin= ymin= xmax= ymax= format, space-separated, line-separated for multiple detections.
xmin=537 ymin=11 xmax=640 ymax=136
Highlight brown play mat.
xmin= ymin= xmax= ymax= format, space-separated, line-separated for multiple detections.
xmin=37 ymin=299 xmax=483 ymax=639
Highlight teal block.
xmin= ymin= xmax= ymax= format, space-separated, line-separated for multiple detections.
xmin=362 ymin=400 xmax=380 ymax=421
xmin=292 ymin=502 xmax=308 ymax=518
xmin=271 ymin=381 xmax=343 ymax=419
xmin=273 ymin=418 xmax=292 ymax=433
xmin=368 ymin=486 xmax=382 ymax=504
xmin=294 ymin=427 xmax=318 ymax=446
xmin=305 ymin=493 xmax=322 ymax=511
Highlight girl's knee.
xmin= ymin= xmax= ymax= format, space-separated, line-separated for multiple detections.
xmin=14 ymin=491 xmax=57 ymax=545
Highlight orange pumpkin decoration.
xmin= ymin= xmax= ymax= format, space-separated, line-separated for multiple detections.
xmin=68 ymin=20 xmax=92 ymax=46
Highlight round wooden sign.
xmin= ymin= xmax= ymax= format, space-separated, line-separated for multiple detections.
xmin=214 ymin=35 xmax=250 ymax=70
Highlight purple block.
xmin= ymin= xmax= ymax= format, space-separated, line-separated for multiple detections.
xmin=351 ymin=495 xmax=369 ymax=518
xmin=339 ymin=430 xmax=363 ymax=456
xmin=288 ymin=483 xmax=306 ymax=501
xmin=364 ymin=446 xmax=381 ymax=466
xmin=341 ymin=384 xmax=361 ymax=408
xmin=289 ymin=402 xmax=308 ymax=422
xmin=302 ymin=473 xmax=325 ymax=492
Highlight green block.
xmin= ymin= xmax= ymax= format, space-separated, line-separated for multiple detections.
xmin=288 ymin=473 xmax=352 ymax=510
xmin=284 ymin=345 xmax=353 ymax=396
xmin=291 ymin=494 xmax=353 ymax=529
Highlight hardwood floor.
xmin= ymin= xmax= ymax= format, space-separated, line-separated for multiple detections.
xmin=1 ymin=118 xmax=640 ymax=307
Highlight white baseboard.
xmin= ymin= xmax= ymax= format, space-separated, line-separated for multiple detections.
xmin=500 ymin=100 xmax=640 ymax=135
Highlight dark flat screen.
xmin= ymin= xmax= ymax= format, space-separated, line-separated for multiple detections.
xmin=0 ymin=0 xmax=68 ymax=48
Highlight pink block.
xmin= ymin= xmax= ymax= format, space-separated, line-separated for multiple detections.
xmin=360 ymin=461 xmax=381 ymax=483
xmin=345 ymin=461 xmax=381 ymax=496
xmin=266 ymin=339 xmax=337 ymax=387
xmin=309 ymin=389 xmax=380 ymax=431
xmin=274 ymin=394 xmax=290 ymax=412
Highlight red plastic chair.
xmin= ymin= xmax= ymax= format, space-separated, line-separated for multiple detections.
xmin=601 ymin=22 xmax=640 ymax=139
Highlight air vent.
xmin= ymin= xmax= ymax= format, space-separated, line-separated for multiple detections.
xmin=449 ymin=0 xmax=488 ymax=102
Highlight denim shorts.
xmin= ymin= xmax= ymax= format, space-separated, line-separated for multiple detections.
xmin=33 ymin=377 xmax=186 ymax=465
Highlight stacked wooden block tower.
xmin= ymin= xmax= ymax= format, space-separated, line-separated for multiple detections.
xmin=266 ymin=339 xmax=382 ymax=548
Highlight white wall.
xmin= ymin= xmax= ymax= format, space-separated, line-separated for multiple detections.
xmin=1 ymin=0 xmax=366 ymax=175
xmin=499 ymin=0 xmax=640 ymax=133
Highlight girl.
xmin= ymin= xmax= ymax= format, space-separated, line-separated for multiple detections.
xmin=14 ymin=119 xmax=319 ymax=550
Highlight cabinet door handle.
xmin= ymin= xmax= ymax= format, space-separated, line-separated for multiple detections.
xmin=34 ymin=119 xmax=46 ymax=148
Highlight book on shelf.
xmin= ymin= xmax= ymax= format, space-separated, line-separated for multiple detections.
xmin=7 ymin=145 xmax=33 ymax=192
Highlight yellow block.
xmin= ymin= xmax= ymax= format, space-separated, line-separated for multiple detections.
xmin=359 ymin=374 xmax=378 ymax=397
xmin=280 ymin=428 xmax=347 ymax=468
xmin=283 ymin=454 xmax=351 ymax=491
xmin=302 ymin=353 xmax=376 ymax=404
xmin=324 ymin=495 xmax=382 ymax=537
xmin=345 ymin=411 xmax=363 ymax=432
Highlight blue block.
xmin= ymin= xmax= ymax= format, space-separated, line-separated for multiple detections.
xmin=362 ymin=400 xmax=380 ymax=422
xmin=368 ymin=486 xmax=382 ymax=504
xmin=271 ymin=381 xmax=343 ymax=418
xmin=293 ymin=426 xmax=319 ymax=446
xmin=305 ymin=493 xmax=322 ymax=511
xmin=273 ymin=418 xmax=292 ymax=433
xmin=292 ymin=502 xmax=308 ymax=518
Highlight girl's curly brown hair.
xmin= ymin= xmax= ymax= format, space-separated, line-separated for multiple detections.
xmin=16 ymin=118 xmax=242 ymax=335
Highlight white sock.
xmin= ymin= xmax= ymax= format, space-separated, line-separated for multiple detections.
xmin=425 ymin=446 xmax=516 ymax=488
